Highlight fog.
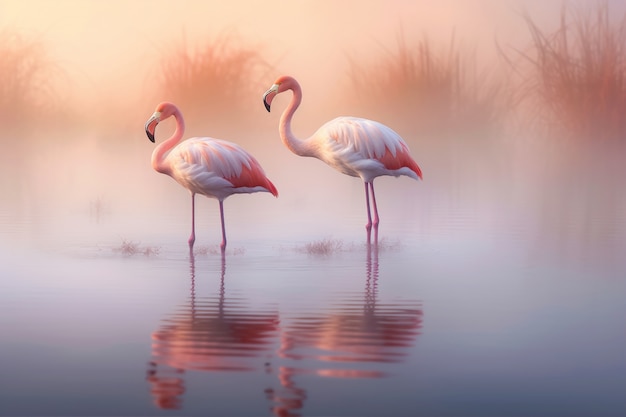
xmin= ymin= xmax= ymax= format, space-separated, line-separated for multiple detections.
xmin=3 ymin=0 xmax=613 ymax=109
xmin=0 ymin=0 xmax=560 ymax=93
xmin=1 ymin=0 xmax=625 ymax=260
xmin=2 ymin=3 xmax=626 ymax=416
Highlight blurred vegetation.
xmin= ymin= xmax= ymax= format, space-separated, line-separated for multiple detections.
xmin=152 ymin=32 xmax=271 ymax=137
xmin=499 ymin=1 xmax=626 ymax=255
xmin=347 ymin=32 xmax=509 ymax=140
xmin=3 ymin=2 xmax=624 ymax=150
xmin=501 ymin=1 xmax=626 ymax=144
xmin=0 ymin=29 xmax=65 ymax=136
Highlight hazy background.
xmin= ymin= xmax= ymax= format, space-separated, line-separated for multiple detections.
xmin=1 ymin=0 xmax=625 ymax=259
xmin=4 ymin=0 xmax=622 ymax=113
xmin=1 ymin=2 xmax=626 ymax=416
xmin=0 ymin=0 xmax=578 ymax=97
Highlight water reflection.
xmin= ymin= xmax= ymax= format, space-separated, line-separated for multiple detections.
xmin=146 ymin=252 xmax=279 ymax=410
xmin=267 ymin=235 xmax=423 ymax=416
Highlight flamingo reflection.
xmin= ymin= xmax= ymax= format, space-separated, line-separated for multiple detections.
xmin=268 ymin=234 xmax=423 ymax=416
xmin=146 ymin=252 xmax=279 ymax=410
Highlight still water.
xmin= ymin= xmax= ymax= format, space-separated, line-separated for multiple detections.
xmin=1 ymin=138 xmax=625 ymax=416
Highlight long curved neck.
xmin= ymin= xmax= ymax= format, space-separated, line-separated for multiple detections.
xmin=152 ymin=109 xmax=184 ymax=175
xmin=280 ymin=83 xmax=314 ymax=157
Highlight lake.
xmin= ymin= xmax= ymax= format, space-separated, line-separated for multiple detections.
xmin=1 ymin=134 xmax=625 ymax=416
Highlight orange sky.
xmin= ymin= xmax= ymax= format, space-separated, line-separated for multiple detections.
xmin=2 ymin=0 xmax=624 ymax=252
xmin=3 ymin=0 xmax=610 ymax=105
xmin=2 ymin=0 xmax=625 ymax=124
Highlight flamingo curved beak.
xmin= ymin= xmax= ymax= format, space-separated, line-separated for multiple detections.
xmin=145 ymin=112 xmax=161 ymax=143
xmin=263 ymin=84 xmax=280 ymax=112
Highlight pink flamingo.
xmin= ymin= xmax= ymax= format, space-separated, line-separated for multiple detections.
xmin=263 ymin=75 xmax=422 ymax=232
xmin=145 ymin=102 xmax=278 ymax=250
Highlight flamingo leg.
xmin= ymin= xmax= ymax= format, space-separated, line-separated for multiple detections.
xmin=369 ymin=182 xmax=380 ymax=229
xmin=189 ymin=193 xmax=196 ymax=248
xmin=364 ymin=182 xmax=373 ymax=232
xmin=367 ymin=226 xmax=379 ymax=246
xmin=219 ymin=200 xmax=227 ymax=252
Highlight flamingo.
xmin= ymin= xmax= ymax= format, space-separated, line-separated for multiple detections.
xmin=263 ymin=75 xmax=422 ymax=232
xmin=145 ymin=102 xmax=278 ymax=251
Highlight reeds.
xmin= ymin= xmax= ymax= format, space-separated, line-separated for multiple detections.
xmin=155 ymin=32 xmax=269 ymax=134
xmin=502 ymin=1 xmax=626 ymax=143
xmin=304 ymin=238 xmax=344 ymax=256
xmin=0 ymin=30 xmax=62 ymax=132
xmin=114 ymin=239 xmax=160 ymax=256
xmin=297 ymin=238 xmax=344 ymax=256
xmin=347 ymin=32 xmax=507 ymax=137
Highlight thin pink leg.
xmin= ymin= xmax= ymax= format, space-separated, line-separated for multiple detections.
xmin=188 ymin=193 xmax=196 ymax=248
xmin=219 ymin=200 xmax=227 ymax=252
xmin=369 ymin=182 xmax=380 ymax=228
xmin=364 ymin=182 xmax=373 ymax=232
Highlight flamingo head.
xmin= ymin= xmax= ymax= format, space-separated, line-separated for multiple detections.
xmin=145 ymin=102 xmax=177 ymax=143
xmin=263 ymin=75 xmax=297 ymax=112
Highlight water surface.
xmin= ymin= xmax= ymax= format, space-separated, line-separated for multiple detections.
xmin=1 ymin=137 xmax=625 ymax=417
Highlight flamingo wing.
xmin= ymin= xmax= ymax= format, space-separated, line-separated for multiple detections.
xmin=168 ymin=138 xmax=278 ymax=199
xmin=315 ymin=117 xmax=422 ymax=181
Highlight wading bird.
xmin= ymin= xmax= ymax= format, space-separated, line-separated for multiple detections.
xmin=263 ymin=75 xmax=422 ymax=232
xmin=145 ymin=102 xmax=278 ymax=251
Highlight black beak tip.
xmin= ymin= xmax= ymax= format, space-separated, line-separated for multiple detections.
xmin=263 ymin=100 xmax=271 ymax=113
xmin=147 ymin=131 xmax=155 ymax=143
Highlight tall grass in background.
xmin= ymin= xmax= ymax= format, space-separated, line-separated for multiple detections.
xmin=0 ymin=29 xmax=68 ymax=216
xmin=153 ymin=33 xmax=270 ymax=137
xmin=502 ymin=1 xmax=626 ymax=144
xmin=500 ymin=1 xmax=626 ymax=259
xmin=347 ymin=32 xmax=508 ymax=140
xmin=0 ymin=30 xmax=64 ymax=137
xmin=347 ymin=32 xmax=512 ymax=203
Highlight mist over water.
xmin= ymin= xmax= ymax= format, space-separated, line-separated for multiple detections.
xmin=1 ymin=1 xmax=626 ymax=416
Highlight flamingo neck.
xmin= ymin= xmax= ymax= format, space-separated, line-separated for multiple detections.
xmin=279 ymin=83 xmax=314 ymax=157
xmin=152 ymin=109 xmax=185 ymax=175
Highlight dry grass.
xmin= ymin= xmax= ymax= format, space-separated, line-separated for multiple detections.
xmin=153 ymin=32 xmax=270 ymax=135
xmin=501 ymin=1 xmax=626 ymax=143
xmin=114 ymin=239 xmax=160 ymax=257
xmin=293 ymin=237 xmax=402 ymax=256
xmin=297 ymin=238 xmax=344 ymax=256
xmin=0 ymin=29 xmax=64 ymax=133
xmin=347 ymin=31 xmax=507 ymax=138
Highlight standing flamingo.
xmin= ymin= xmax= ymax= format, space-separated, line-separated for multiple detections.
xmin=145 ymin=102 xmax=278 ymax=251
xmin=263 ymin=75 xmax=422 ymax=232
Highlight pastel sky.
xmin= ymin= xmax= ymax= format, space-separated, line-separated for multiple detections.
xmin=5 ymin=0 xmax=621 ymax=105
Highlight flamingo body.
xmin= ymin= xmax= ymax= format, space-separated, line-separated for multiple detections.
xmin=263 ymin=75 xmax=421 ymax=232
xmin=145 ymin=102 xmax=277 ymax=250
xmin=310 ymin=116 xmax=422 ymax=183
xmin=164 ymin=137 xmax=278 ymax=201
